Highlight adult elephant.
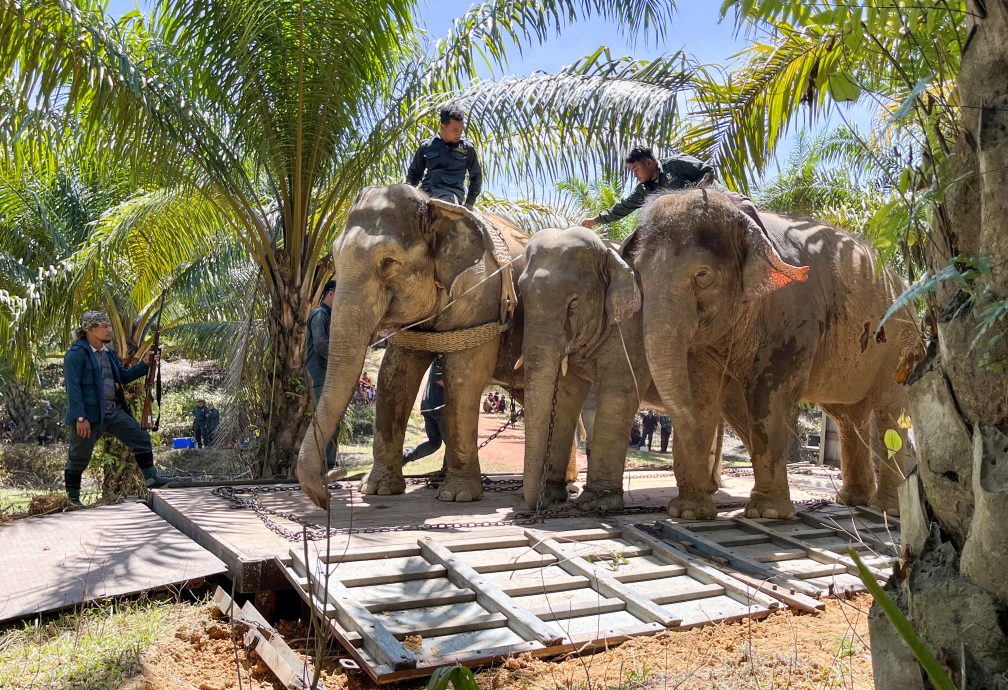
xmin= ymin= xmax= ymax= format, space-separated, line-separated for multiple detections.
xmin=519 ymin=227 xmax=727 ymax=513
xmin=297 ymin=184 xmax=527 ymax=508
xmin=629 ymin=188 xmax=918 ymax=519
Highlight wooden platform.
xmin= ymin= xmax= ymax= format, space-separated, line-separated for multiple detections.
xmin=0 ymin=503 xmax=227 ymax=624
xmin=147 ymin=470 xmax=845 ymax=592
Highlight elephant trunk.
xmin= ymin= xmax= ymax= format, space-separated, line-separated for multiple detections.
xmin=643 ymin=288 xmax=698 ymax=436
xmin=521 ymin=338 xmax=567 ymax=509
xmin=297 ymin=284 xmax=386 ymax=508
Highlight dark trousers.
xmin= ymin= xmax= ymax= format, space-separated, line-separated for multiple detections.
xmin=660 ymin=427 xmax=671 ymax=453
xmin=65 ymin=406 xmax=153 ymax=492
xmin=193 ymin=423 xmax=205 ymax=448
xmin=409 ymin=413 xmax=447 ymax=464
xmin=642 ymin=427 xmax=655 ymax=450
xmin=311 ymin=384 xmax=337 ymax=469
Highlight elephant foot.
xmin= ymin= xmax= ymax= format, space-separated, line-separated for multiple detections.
xmin=667 ymin=494 xmax=717 ymax=520
xmin=436 ymin=473 xmax=483 ymax=502
xmin=870 ymin=490 xmax=900 ymax=516
xmin=360 ymin=466 xmax=406 ymax=496
xmin=575 ymin=486 xmax=624 ymax=514
xmin=527 ymin=481 xmax=569 ymax=511
xmin=744 ymin=495 xmax=796 ymax=519
xmin=836 ymin=487 xmax=872 ymax=507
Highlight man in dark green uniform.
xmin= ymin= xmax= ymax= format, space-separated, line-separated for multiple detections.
xmin=581 ymin=146 xmax=713 ymax=228
xmin=406 ymin=106 xmax=483 ymax=208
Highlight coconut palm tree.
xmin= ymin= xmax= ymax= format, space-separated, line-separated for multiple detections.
xmin=1 ymin=0 xmax=706 ymax=473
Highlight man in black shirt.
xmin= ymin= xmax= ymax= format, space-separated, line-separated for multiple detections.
xmin=405 ymin=106 xmax=483 ymax=208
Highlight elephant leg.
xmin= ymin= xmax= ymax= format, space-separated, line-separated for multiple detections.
xmin=745 ymin=384 xmax=804 ymax=520
xmin=577 ymin=354 xmax=638 ymax=513
xmin=871 ymin=399 xmax=910 ymax=515
xmin=437 ymin=339 xmax=500 ymax=502
xmin=822 ymin=402 xmax=875 ymax=508
xmin=667 ymin=358 xmax=722 ymax=520
xmin=708 ymin=422 xmax=725 ymax=488
xmin=533 ymin=372 xmax=592 ymax=511
xmin=361 ymin=346 xmax=433 ymax=496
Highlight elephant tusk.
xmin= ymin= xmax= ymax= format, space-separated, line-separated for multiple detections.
xmin=561 ymin=354 xmax=569 ymax=377
xmin=513 ymin=354 xmax=524 ymax=371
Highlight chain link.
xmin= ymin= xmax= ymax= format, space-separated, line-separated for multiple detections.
xmin=476 ymin=407 xmax=525 ymax=450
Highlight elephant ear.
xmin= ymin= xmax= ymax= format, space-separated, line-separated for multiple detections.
xmin=605 ymin=246 xmax=641 ymax=325
xmin=741 ymin=217 xmax=810 ymax=298
xmin=426 ymin=198 xmax=494 ymax=288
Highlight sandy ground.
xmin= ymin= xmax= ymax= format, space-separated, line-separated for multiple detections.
xmin=138 ymin=593 xmax=874 ymax=690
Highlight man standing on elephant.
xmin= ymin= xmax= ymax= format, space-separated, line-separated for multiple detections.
xmin=405 ymin=106 xmax=483 ymax=209
xmin=305 ymin=279 xmax=344 ymax=478
xmin=62 ymin=311 xmax=172 ymax=507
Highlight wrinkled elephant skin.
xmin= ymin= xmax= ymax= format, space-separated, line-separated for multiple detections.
xmin=630 ymin=189 xmax=918 ymax=518
xmin=296 ymin=184 xmax=529 ymax=508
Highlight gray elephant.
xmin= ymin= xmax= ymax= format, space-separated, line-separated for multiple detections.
xmin=519 ymin=227 xmax=727 ymax=513
xmin=628 ymin=188 xmax=918 ymax=519
xmin=297 ymin=184 xmax=531 ymax=508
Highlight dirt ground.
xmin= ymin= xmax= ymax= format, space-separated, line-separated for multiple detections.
xmin=137 ymin=594 xmax=873 ymax=690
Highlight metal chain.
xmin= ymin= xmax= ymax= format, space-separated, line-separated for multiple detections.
xmin=210 ymin=482 xmax=667 ymax=541
xmin=477 ymin=407 xmax=525 ymax=450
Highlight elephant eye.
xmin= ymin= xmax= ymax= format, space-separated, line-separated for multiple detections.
xmin=380 ymin=257 xmax=400 ymax=276
xmin=694 ymin=268 xmax=714 ymax=289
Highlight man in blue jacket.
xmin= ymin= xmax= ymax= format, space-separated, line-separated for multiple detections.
xmin=63 ymin=311 xmax=172 ymax=507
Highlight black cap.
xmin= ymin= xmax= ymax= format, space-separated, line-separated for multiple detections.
xmin=323 ymin=279 xmax=336 ymax=294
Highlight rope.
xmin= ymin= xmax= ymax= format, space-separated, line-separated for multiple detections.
xmin=389 ymin=321 xmax=509 ymax=352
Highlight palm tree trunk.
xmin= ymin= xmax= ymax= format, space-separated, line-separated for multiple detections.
xmin=259 ymin=272 xmax=312 ymax=478
xmin=870 ymin=4 xmax=1008 ymax=685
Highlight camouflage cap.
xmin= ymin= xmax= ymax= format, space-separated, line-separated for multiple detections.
xmin=80 ymin=311 xmax=111 ymax=330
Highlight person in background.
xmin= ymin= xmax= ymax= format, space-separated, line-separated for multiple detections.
xmin=403 ymin=355 xmax=447 ymax=470
xmin=659 ymin=414 xmax=672 ymax=454
xmin=205 ymin=403 xmax=220 ymax=447
xmin=192 ymin=399 xmax=208 ymax=448
xmin=62 ymin=311 xmax=172 ymax=507
xmin=305 ymin=279 xmax=345 ymax=479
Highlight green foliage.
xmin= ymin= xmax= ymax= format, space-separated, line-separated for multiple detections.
xmin=427 ymin=664 xmax=479 ymax=690
xmin=849 ymin=549 xmax=955 ymax=690
xmin=557 ymin=171 xmax=637 ymax=241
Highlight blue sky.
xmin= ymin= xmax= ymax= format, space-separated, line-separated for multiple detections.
xmin=102 ymin=1 xmax=873 ymax=197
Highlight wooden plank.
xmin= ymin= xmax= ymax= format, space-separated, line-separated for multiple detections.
xmin=654 ymin=521 xmax=821 ymax=598
xmin=553 ymin=537 xmax=650 ymax=560
xmin=378 ymin=602 xmax=509 ymax=638
xmin=734 ymin=516 xmax=887 ymax=581
xmin=611 ymin=559 xmax=688 ymax=584
xmin=419 ymin=536 xmax=565 ymax=646
xmin=323 ymin=556 xmax=446 ymax=586
xmin=519 ymin=594 xmax=626 ymax=621
xmin=457 ymin=546 xmax=559 ymax=573
xmin=485 ymin=567 xmax=590 ymax=597
xmin=213 ymin=587 xmax=323 ymax=690
xmin=628 ymin=577 xmax=726 ymax=605
xmin=533 ymin=527 xmax=624 ymax=542
xmin=355 ymin=579 xmax=476 ymax=611
xmin=312 ymin=544 xmax=422 ymax=563
xmin=621 ymin=525 xmax=783 ymax=611
xmin=290 ymin=549 xmax=418 ymax=670
xmin=713 ymin=569 xmax=825 ymax=613
xmin=526 ymin=530 xmax=681 ymax=628
xmin=734 ymin=544 xmax=808 ymax=562
xmin=444 ymin=535 xmax=534 ymax=552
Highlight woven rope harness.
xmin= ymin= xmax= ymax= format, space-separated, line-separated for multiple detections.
xmin=389 ymin=213 xmax=517 ymax=353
